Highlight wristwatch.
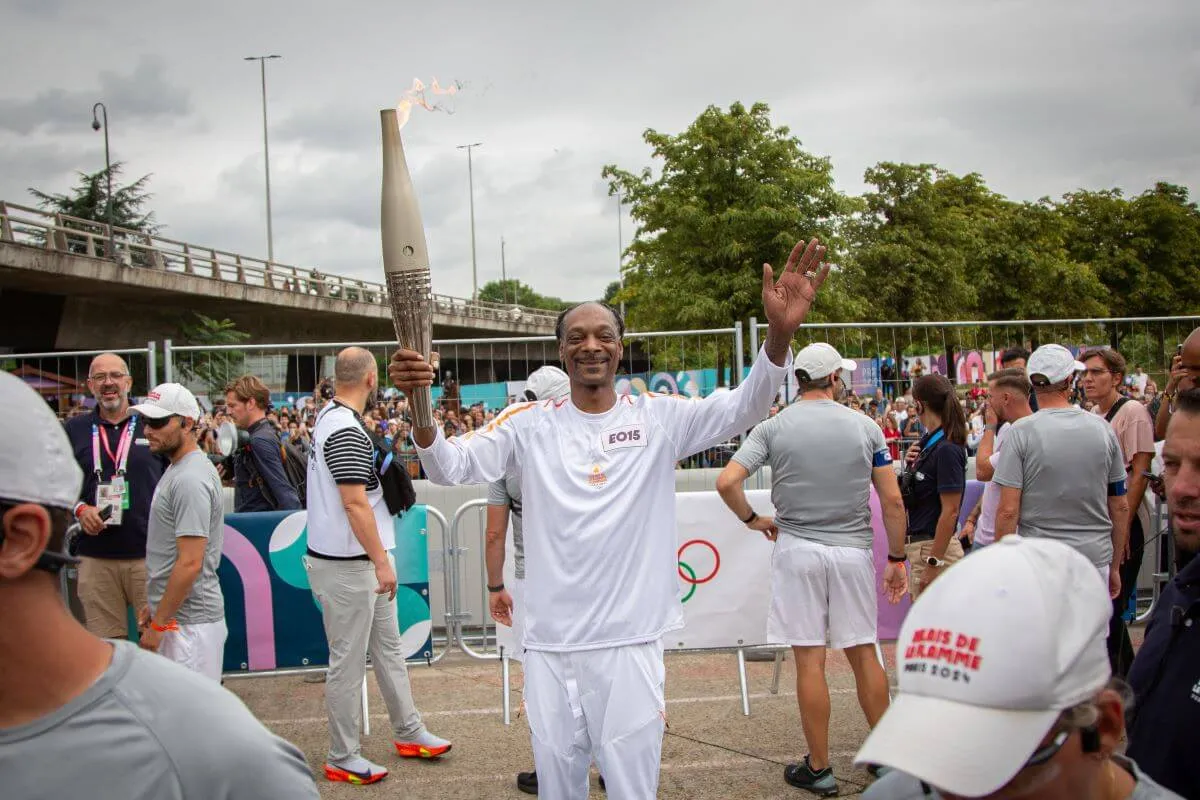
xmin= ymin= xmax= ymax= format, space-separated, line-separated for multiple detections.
xmin=925 ymin=556 xmax=946 ymax=567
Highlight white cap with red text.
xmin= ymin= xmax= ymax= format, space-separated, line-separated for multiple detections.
xmin=854 ymin=536 xmax=1111 ymax=797
xmin=794 ymin=342 xmax=857 ymax=381
xmin=0 ymin=372 xmax=83 ymax=510
xmin=130 ymin=382 xmax=202 ymax=420
xmin=525 ymin=366 xmax=570 ymax=401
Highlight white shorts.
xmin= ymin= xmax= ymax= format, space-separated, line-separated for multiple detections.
xmin=767 ymin=535 xmax=877 ymax=650
xmin=158 ymin=619 xmax=228 ymax=681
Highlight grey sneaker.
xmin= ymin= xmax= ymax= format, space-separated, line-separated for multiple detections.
xmin=783 ymin=755 xmax=838 ymax=796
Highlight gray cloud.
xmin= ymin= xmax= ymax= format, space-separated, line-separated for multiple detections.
xmin=0 ymin=56 xmax=191 ymax=135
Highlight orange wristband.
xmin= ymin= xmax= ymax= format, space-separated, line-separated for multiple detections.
xmin=150 ymin=620 xmax=179 ymax=633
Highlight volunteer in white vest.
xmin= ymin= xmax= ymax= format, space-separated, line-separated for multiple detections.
xmin=391 ymin=238 xmax=831 ymax=799
xmin=305 ymin=347 xmax=450 ymax=786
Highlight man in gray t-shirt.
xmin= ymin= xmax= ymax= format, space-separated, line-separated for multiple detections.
xmin=992 ymin=345 xmax=1130 ymax=599
xmin=716 ymin=343 xmax=909 ymax=797
xmin=0 ymin=371 xmax=318 ymax=800
xmin=132 ymin=383 xmax=228 ymax=680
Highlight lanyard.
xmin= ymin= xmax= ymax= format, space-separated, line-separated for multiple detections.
xmin=92 ymin=415 xmax=138 ymax=478
xmin=921 ymin=429 xmax=945 ymax=452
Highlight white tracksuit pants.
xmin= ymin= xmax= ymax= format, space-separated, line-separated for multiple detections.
xmin=523 ymin=639 xmax=666 ymax=799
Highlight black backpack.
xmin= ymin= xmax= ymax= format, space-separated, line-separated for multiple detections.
xmin=242 ymin=428 xmax=308 ymax=509
xmin=365 ymin=428 xmax=417 ymax=516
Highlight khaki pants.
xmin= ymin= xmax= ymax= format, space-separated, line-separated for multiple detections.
xmin=77 ymin=557 xmax=146 ymax=639
xmin=305 ymin=555 xmax=425 ymax=763
xmin=905 ymin=537 xmax=965 ymax=602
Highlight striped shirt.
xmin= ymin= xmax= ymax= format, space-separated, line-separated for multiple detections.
xmin=306 ymin=401 xmax=394 ymax=557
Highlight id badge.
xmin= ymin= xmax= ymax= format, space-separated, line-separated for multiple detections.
xmin=96 ymin=483 xmax=125 ymax=526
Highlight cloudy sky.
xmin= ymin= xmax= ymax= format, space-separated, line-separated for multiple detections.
xmin=2 ymin=0 xmax=1197 ymax=303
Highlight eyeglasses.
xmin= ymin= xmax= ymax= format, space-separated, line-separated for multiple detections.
xmin=143 ymin=415 xmax=180 ymax=429
xmin=89 ymin=371 xmax=129 ymax=382
xmin=1023 ymin=729 xmax=1070 ymax=769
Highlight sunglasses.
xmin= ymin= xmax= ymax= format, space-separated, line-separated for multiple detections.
xmin=144 ymin=415 xmax=181 ymax=429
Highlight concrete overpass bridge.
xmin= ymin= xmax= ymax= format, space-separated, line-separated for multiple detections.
xmin=0 ymin=201 xmax=557 ymax=353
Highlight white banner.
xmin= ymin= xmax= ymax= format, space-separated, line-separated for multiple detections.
xmin=495 ymin=490 xmax=777 ymax=655
xmin=668 ymin=490 xmax=775 ymax=650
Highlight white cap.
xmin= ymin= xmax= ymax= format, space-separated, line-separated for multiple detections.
xmin=794 ymin=342 xmax=857 ymax=381
xmin=1027 ymin=344 xmax=1085 ymax=386
xmin=855 ymin=537 xmax=1111 ymax=797
xmin=0 ymin=372 xmax=83 ymax=510
xmin=525 ymin=366 xmax=570 ymax=401
xmin=130 ymin=382 xmax=202 ymax=420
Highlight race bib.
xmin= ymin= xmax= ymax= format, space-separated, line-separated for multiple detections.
xmin=601 ymin=423 xmax=647 ymax=452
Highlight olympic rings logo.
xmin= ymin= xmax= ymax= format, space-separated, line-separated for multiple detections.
xmin=677 ymin=539 xmax=720 ymax=603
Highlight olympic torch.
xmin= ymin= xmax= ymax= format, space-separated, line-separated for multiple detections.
xmin=380 ymin=107 xmax=435 ymax=428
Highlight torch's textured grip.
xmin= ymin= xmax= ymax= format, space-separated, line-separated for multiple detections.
xmin=386 ymin=268 xmax=435 ymax=429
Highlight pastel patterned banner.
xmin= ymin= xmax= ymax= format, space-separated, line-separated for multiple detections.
xmin=217 ymin=506 xmax=433 ymax=673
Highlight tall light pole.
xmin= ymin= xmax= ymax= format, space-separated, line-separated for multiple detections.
xmin=500 ymin=236 xmax=508 ymax=304
xmin=616 ymin=189 xmax=625 ymax=316
xmin=244 ymin=54 xmax=281 ymax=264
xmin=90 ymin=103 xmax=112 ymax=234
xmin=457 ymin=142 xmax=483 ymax=300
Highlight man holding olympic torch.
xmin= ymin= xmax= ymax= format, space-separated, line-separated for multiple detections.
xmin=390 ymin=238 xmax=830 ymax=798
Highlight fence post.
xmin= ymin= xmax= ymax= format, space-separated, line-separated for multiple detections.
xmin=146 ymin=341 xmax=157 ymax=388
xmin=748 ymin=316 xmax=758 ymax=359
xmin=163 ymin=339 xmax=174 ymax=384
xmin=0 ymin=201 xmax=12 ymax=241
xmin=734 ymin=322 xmax=744 ymax=387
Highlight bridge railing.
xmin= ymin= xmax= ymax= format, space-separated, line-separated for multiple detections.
xmin=0 ymin=200 xmax=557 ymax=329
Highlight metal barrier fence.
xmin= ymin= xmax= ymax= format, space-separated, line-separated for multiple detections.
xmin=1 ymin=343 xmax=158 ymax=416
xmin=162 ymin=326 xmax=745 ymax=411
xmin=752 ymin=315 xmax=1200 ymax=400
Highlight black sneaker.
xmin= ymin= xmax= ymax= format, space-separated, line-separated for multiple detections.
xmin=783 ymin=755 xmax=838 ymax=796
xmin=517 ymin=770 xmax=538 ymax=795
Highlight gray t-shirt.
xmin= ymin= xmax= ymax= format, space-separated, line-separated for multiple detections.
xmin=992 ymin=407 xmax=1126 ymax=568
xmin=488 ymin=474 xmax=525 ymax=579
xmin=732 ymin=399 xmax=892 ymax=549
xmin=0 ymin=640 xmax=319 ymax=800
xmin=862 ymin=755 xmax=1183 ymax=799
xmin=147 ymin=449 xmax=225 ymax=624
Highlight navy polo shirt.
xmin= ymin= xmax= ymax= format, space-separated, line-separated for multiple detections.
xmin=1126 ymin=554 xmax=1200 ymax=799
xmin=63 ymin=411 xmax=168 ymax=560
xmin=905 ymin=428 xmax=967 ymax=538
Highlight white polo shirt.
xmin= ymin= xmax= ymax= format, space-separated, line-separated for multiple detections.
xmin=306 ymin=401 xmax=394 ymax=557
xmin=416 ymin=347 xmax=789 ymax=652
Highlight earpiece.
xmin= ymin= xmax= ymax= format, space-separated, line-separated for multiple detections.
xmin=1080 ymin=725 xmax=1101 ymax=754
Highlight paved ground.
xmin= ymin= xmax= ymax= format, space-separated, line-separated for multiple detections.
xmin=229 ymin=627 xmax=1146 ymax=798
xmin=227 ymin=647 xmax=892 ymax=799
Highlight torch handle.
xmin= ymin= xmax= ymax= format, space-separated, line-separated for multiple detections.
xmin=385 ymin=268 xmax=436 ymax=429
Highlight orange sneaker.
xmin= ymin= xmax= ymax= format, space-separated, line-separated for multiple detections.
xmin=394 ymin=730 xmax=452 ymax=759
xmin=324 ymin=760 xmax=388 ymax=785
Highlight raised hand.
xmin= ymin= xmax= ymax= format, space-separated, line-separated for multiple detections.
xmin=761 ymin=238 xmax=830 ymax=337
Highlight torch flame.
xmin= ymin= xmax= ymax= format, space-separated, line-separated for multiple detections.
xmin=395 ymin=77 xmax=462 ymax=130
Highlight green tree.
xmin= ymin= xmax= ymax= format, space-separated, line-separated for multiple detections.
xmin=602 ymin=101 xmax=855 ymax=380
xmin=478 ymin=279 xmax=569 ymax=311
xmin=29 ymin=161 xmax=158 ymax=231
xmin=176 ymin=313 xmax=251 ymax=400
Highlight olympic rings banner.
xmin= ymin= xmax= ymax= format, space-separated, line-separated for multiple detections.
xmin=217 ymin=506 xmax=433 ymax=673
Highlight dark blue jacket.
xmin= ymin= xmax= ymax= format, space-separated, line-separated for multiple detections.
xmin=1126 ymin=554 xmax=1200 ymax=799
xmin=63 ymin=411 xmax=168 ymax=559
xmin=232 ymin=418 xmax=301 ymax=512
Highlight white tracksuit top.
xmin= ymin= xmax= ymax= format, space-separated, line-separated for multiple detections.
xmin=416 ymin=346 xmax=791 ymax=652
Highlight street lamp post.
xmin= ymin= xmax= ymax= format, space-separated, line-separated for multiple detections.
xmin=244 ymin=54 xmax=282 ymax=264
xmin=616 ymin=190 xmax=625 ymax=316
xmin=91 ymin=102 xmax=112 ymax=243
xmin=457 ymin=142 xmax=483 ymax=301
